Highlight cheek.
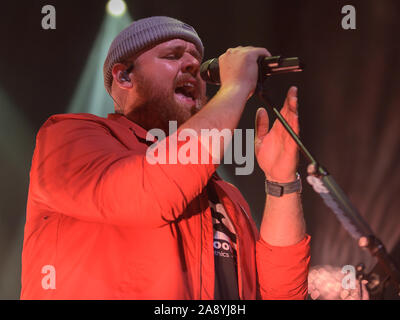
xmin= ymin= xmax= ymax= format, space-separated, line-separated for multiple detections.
xmin=148 ymin=71 xmax=177 ymax=94
xmin=137 ymin=60 xmax=178 ymax=88
xmin=157 ymin=61 xmax=179 ymax=82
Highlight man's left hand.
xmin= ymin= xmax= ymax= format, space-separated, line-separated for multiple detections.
xmin=254 ymin=86 xmax=300 ymax=182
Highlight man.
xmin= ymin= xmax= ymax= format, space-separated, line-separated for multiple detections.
xmin=21 ymin=16 xmax=310 ymax=299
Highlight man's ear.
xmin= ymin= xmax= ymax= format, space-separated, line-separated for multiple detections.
xmin=112 ymin=63 xmax=133 ymax=89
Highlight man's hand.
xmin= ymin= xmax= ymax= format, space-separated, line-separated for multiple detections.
xmin=218 ymin=46 xmax=271 ymax=101
xmin=254 ymin=86 xmax=299 ymax=182
xmin=180 ymin=46 xmax=273 ymax=165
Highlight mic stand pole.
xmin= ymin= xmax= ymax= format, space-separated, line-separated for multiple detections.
xmin=256 ymin=79 xmax=400 ymax=298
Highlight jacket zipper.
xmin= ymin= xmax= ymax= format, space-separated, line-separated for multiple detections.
xmin=237 ymin=203 xmax=251 ymax=300
xmin=199 ymin=195 xmax=203 ymax=300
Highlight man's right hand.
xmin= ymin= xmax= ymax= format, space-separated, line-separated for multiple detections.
xmin=179 ymin=46 xmax=272 ymax=166
xmin=218 ymin=46 xmax=271 ymax=100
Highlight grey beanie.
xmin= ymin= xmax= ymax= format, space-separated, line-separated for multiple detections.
xmin=103 ymin=16 xmax=204 ymax=94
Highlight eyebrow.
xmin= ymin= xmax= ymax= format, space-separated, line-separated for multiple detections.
xmin=163 ymin=44 xmax=201 ymax=62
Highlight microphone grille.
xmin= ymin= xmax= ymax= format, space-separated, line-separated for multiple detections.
xmin=200 ymin=58 xmax=220 ymax=84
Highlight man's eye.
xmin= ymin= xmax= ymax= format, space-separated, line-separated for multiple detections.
xmin=164 ymin=54 xmax=179 ymax=60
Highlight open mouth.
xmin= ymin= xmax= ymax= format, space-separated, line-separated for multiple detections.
xmin=174 ymin=82 xmax=196 ymax=105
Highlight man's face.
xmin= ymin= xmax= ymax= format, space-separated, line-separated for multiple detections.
xmin=126 ymin=38 xmax=206 ymax=132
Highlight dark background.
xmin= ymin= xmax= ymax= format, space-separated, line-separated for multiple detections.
xmin=0 ymin=0 xmax=399 ymax=299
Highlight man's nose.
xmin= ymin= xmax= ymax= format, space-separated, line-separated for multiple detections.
xmin=181 ymin=54 xmax=200 ymax=76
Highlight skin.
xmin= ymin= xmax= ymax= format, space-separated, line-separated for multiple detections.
xmin=111 ymin=38 xmax=305 ymax=246
xmin=111 ymin=39 xmax=206 ymax=132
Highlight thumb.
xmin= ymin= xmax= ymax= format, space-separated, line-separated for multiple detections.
xmin=255 ymin=107 xmax=269 ymax=142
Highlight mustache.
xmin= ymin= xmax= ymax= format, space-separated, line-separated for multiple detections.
xmin=174 ymin=74 xmax=198 ymax=87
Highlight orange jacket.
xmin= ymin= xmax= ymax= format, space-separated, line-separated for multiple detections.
xmin=21 ymin=113 xmax=310 ymax=300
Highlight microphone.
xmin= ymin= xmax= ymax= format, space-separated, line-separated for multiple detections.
xmin=200 ymin=56 xmax=304 ymax=85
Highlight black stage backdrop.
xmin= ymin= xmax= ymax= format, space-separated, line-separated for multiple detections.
xmin=0 ymin=0 xmax=399 ymax=299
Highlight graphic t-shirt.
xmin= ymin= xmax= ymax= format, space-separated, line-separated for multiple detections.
xmin=207 ymin=183 xmax=240 ymax=300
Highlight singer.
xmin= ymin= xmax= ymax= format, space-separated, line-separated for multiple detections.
xmin=20 ymin=16 xmax=310 ymax=300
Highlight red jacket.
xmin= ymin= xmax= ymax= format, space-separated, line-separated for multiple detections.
xmin=21 ymin=113 xmax=310 ymax=300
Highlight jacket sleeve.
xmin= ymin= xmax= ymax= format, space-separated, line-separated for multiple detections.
xmin=256 ymin=234 xmax=311 ymax=300
xmin=29 ymin=117 xmax=216 ymax=227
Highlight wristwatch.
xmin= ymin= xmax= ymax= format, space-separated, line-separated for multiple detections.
xmin=265 ymin=173 xmax=302 ymax=197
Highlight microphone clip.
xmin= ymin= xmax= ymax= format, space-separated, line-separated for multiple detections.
xmin=259 ymin=55 xmax=304 ymax=77
xmin=256 ymin=55 xmax=304 ymax=95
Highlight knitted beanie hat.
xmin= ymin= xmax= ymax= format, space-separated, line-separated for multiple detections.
xmin=103 ymin=16 xmax=204 ymax=94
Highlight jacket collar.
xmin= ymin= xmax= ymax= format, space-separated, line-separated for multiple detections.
xmin=107 ymin=113 xmax=150 ymax=141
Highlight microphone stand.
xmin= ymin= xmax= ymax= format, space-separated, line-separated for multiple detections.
xmin=255 ymin=77 xmax=400 ymax=298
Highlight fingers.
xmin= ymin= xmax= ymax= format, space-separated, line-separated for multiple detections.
xmin=247 ymin=46 xmax=271 ymax=58
xmin=274 ymin=86 xmax=300 ymax=135
xmin=284 ymin=86 xmax=298 ymax=115
xmin=219 ymin=46 xmax=272 ymax=99
xmin=255 ymin=107 xmax=269 ymax=141
xmin=225 ymin=46 xmax=271 ymax=58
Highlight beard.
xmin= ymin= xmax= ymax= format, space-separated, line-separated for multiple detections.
xmin=126 ymin=68 xmax=205 ymax=133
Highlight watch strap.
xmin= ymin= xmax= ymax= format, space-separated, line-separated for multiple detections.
xmin=265 ymin=173 xmax=302 ymax=197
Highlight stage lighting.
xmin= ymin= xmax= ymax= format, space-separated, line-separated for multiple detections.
xmin=106 ymin=0 xmax=127 ymax=17
xmin=308 ymin=265 xmax=369 ymax=300
xmin=68 ymin=6 xmax=132 ymax=117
